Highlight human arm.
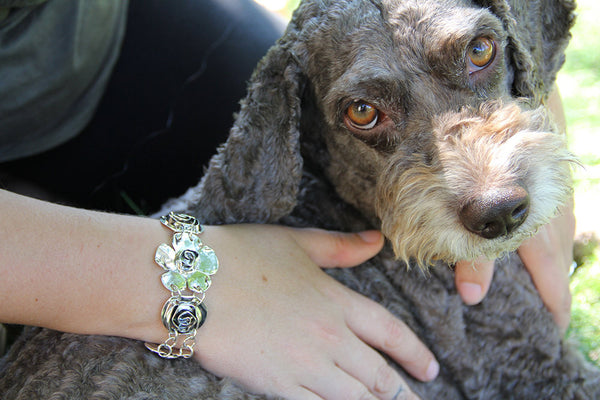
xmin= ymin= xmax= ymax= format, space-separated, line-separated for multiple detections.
xmin=454 ymin=86 xmax=574 ymax=332
xmin=0 ymin=189 xmax=437 ymax=399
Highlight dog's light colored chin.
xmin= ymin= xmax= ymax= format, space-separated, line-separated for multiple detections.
xmin=387 ymin=215 xmax=552 ymax=270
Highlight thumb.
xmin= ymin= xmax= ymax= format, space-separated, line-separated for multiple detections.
xmin=454 ymin=258 xmax=495 ymax=305
xmin=289 ymin=227 xmax=384 ymax=268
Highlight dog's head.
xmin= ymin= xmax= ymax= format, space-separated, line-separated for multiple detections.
xmin=188 ymin=0 xmax=576 ymax=267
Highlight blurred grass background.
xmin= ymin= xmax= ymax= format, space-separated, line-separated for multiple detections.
xmin=257 ymin=0 xmax=600 ymax=366
xmin=557 ymin=0 xmax=600 ymax=367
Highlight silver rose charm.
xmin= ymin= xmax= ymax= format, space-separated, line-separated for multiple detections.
xmin=160 ymin=212 xmax=203 ymax=234
xmin=147 ymin=212 xmax=216 ymax=359
xmin=155 ymin=230 xmax=218 ymax=294
xmin=161 ymin=295 xmax=207 ymax=335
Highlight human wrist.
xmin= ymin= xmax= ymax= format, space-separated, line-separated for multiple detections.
xmin=0 ymin=190 xmax=173 ymax=342
xmin=87 ymin=214 xmax=171 ymax=344
xmin=142 ymin=212 xmax=219 ymax=359
xmin=120 ymin=221 xmax=229 ymax=358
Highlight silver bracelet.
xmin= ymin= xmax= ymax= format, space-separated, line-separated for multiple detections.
xmin=145 ymin=212 xmax=219 ymax=359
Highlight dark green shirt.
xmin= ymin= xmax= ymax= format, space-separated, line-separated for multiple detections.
xmin=0 ymin=0 xmax=127 ymax=161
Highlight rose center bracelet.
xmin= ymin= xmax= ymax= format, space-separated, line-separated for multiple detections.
xmin=145 ymin=212 xmax=219 ymax=359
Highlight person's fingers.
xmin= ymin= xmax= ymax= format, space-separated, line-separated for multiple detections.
xmin=343 ymin=290 xmax=439 ymax=383
xmin=333 ymin=334 xmax=420 ymax=399
xmin=518 ymin=201 xmax=575 ymax=333
xmin=306 ymin=365 xmax=380 ymax=400
xmin=518 ymin=228 xmax=572 ymax=332
xmin=289 ymin=227 xmax=385 ymax=268
xmin=454 ymin=258 xmax=495 ymax=305
xmin=283 ymin=386 xmax=324 ymax=400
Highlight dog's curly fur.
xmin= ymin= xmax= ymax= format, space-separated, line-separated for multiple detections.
xmin=2 ymin=0 xmax=600 ymax=399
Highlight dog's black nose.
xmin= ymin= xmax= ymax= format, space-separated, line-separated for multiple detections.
xmin=459 ymin=186 xmax=530 ymax=239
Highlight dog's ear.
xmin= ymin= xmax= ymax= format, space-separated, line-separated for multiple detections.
xmin=475 ymin=0 xmax=576 ymax=103
xmin=162 ymin=35 xmax=306 ymax=225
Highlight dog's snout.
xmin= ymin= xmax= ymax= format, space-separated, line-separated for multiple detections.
xmin=459 ymin=186 xmax=530 ymax=239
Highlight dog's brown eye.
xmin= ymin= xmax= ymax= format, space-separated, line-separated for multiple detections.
xmin=346 ymin=101 xmax=379 ymax=129
xmin=467 ymin=37 xmax=495 ymax=72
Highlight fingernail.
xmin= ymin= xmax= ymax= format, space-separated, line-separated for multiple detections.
xmin=425 ymin=359 xmax=440 ymax=381
xmin=458 ymin=282 xmax=482 ymax=305
xmin=357 ymin=230 xmax=382 ymax=243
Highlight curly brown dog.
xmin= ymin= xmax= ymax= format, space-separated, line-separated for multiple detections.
xmin=1 ymin=0 xmax=599 ymax=399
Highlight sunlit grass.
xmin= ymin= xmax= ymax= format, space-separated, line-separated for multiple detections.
xmin=570 ymin=247 xmax=600 ymax=365
xmin=559 ymin=0 xmax=600 ymax=367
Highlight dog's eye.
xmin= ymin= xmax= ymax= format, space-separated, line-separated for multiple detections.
xmin=467 ymin=37 xmax=496 ymax=73
xmin=346 ymin=101 xmax=379 ymax=129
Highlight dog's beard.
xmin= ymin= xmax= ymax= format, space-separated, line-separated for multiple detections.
xmin=375 ymin=103 xmax=577 ymax=269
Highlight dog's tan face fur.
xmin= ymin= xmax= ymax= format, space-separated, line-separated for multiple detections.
xmin=300 ymin=0 xmax=575 ymax=267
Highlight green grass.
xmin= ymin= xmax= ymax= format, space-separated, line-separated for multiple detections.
xmin=570 ymin=243 xmax=600 ymax=365
xmin=558 ymin=0 xmax=600 ymax=367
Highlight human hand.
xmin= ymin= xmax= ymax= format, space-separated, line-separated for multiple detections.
xmin=517 ymin=199 xmax=575 ymax=332
xmin=454 ymin=200 xmax=575 ymax=333
xmin=0 ymin=191 xmax=436 ymax=399
xmin=193 ymin=225 xmax=439 ymax=399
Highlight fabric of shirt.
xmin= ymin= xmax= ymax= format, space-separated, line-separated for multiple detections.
xmin=0 ymin=0 xmax=128 ymax=161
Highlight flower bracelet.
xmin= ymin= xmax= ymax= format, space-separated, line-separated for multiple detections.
xmin=145 ymin=212 xmax=219 ymax=359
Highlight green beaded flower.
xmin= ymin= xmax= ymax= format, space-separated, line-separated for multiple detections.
xmin=155 ymin=230 xmax=219 ymax=294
